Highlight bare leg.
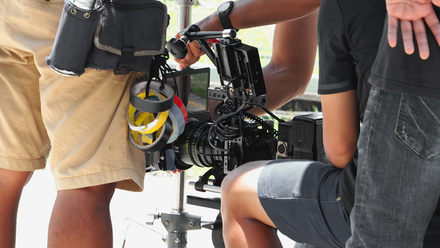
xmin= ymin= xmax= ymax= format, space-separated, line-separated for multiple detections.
xmin=48 ymin=183 xmax=116 ymax=248
xmin=221 ymin=161 xmax=283 ymax=248
xmin=0 ymin=168 xmax=33 ymax=248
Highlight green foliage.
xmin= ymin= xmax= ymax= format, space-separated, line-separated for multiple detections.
xmin=190 ymin=73 xmax=209 ymax=97
xmin=185 ymin=165 xmax=210 ymax=179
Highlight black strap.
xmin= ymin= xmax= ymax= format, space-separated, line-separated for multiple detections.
xmin=115 ymin=46 xmax=135 ymax=75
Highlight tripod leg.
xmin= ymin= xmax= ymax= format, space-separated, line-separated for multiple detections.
xmin=211 ymin=213 xmax=225 ymax=248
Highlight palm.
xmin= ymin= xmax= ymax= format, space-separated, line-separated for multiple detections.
xmin=386 ymin=0 xmax=433 ymax=20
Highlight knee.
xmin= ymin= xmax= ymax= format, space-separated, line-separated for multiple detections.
xmin=221 ymin=160 xmax=268 ymax=195
xmin=221 ymin=165 xmax=246 ymax=200
xmin=220 ymin=161 xmax=268 ymax=212
xmin=220 ymin=172 xmax=241 ymax=218
xmin=0 ymin=168 xmax=33 ymax=195
xmin=56 ymin=183 xmax=116 ymax=206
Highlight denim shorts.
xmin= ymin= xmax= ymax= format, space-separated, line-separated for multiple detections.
xmin=258 ymin=159 xmax=351 ymax=248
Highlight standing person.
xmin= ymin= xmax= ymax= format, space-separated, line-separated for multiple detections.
xmin=347 ymin=1 xmax=440 ymax=247
xmin=0 ymin=0 xmax=146 ymax=247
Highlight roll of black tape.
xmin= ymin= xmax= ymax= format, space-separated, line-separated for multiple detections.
xmin=130 ymin=80 xmax=175 ymax=113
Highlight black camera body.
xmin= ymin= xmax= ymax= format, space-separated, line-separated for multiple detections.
xmin=155 ymin=25 xmax=326 ymax=178
xmin=173 ymin=111 xmax=278 ymax=174
xmin=277 ymin=113 xmax=326 ymax=163
xmin=137 ymin=25 xmax=328 ymax=248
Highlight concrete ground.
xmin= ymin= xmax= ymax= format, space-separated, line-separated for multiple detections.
xmin=16 ymin=168 xmax=296 ymax=248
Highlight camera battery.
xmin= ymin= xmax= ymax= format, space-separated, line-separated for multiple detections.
xmin=277 ymin=113 xmax=326 ymax=162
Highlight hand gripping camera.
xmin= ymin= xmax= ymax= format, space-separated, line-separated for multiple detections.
xmin=166 ymin=25 xmax=278 ymax=177
xmin=136 ymin=25 xmax=326 ymax=248
xmin=140 ymin=24 xmax=327 ymax=180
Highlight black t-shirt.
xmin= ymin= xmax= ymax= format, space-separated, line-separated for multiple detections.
xmin=369 ymin=6 xmax=440 ymax=99
xmin=318 ymin=1 xmax=440 ymax=245
xmin=317 ymin=0 xmax=386 ymax=213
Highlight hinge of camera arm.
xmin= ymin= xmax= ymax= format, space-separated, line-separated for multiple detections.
xmin=196 ymin=38 xmax=217 ymax=68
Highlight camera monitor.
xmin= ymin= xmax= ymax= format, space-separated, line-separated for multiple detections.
xmin=165 ymin=66 xmax=211 ymax=113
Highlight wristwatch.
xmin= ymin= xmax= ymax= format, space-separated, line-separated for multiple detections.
xmin=217 ymin=1 xmax=237 ymax=30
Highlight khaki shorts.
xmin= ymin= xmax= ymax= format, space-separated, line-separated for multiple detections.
xmin=0 ymin=0 xmax=146 ymax=191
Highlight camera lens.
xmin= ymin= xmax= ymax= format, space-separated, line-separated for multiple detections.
xmin=174 ymin=119 xmax=224 ymax=168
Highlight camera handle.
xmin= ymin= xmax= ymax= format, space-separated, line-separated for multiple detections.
xmin=167 ymin=24 xmax=237 ymax=65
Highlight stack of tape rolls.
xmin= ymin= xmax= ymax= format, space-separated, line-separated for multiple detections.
xmin=127 ymin=80 xmax=187 ymax=152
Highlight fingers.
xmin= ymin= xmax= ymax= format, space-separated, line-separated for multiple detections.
xmin=388 ymin=5 xmax=440 ymax=60
xmin=400 ymin=20 xmax=415 ymax=55
xmin=174 ymin=41 xmax=205 ymax=68
xmin=388 ymin=16 xmax=399 ymax=47
xmin=413 ymin=19 xmax=430 ymax=59
xmin=425 ymin=9 xmax=440 ymax=46
xmin=432 ymin=0 xmax=440 ymax=7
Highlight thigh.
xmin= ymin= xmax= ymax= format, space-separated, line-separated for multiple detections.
xmin=0 ymin=41 xmax=50 ymax=171
xmin=221 ymin=160 xmax=277 ymax=228
xmin=40 ymin=70 xmax=146 ymax=192
xmin=258 ymin=159 xmax=350 ymax=248
xmin=4 ymin=0 xmax=145 ymax=191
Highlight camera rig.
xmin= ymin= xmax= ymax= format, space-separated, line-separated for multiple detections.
xmin=150 ymin=24 xmax=281 ymax=179
xmin=136 ymin=24 xmax=325 ymax=248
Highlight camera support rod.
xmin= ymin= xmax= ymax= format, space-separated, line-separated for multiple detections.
xmin=173 ymin=0 xmax=194 ymax=216
xmin=166 ymin=1 xmax=196 ymax=247
xmin=144 ymin=1 xmax=208 ymax=248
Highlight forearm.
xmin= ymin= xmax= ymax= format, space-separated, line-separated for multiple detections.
xmin=321 ymin=91 xmax=359 ymax=168
xmin=251 ymin=12 xmax=318 ymax=115
xmin=176 ymin=0 xmax=320 ymax=69
xmin=255 ymin=64 xmax=309 ymax=115
xmin=229 ymin=0 xmax=320 ymax=29
xmin=193 ymin=0 xmax=321 ymax=32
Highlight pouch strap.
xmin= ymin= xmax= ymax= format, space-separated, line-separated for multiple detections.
xmin=115 ymin=46 xmax=135 ymax=75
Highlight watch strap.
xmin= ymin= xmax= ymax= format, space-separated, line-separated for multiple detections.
xmin=217 ymin=1 xmax=236 ymax=30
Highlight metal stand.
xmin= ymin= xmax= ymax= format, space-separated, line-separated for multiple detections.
xmin=134 ymin=2 xmax=227 ymax=247
xmin=145 ymin=1 xmax=202 ymax=248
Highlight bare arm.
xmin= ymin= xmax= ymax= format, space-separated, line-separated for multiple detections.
xmin=253 ymin=11 xmax=318 ymax=115
xmin=321 ymin=90 xmax=359 ymax=169
xmin=224 ymin=0 xmax=320 ymax=29
xmin=176 ymin=0 xmax=320 ymax=67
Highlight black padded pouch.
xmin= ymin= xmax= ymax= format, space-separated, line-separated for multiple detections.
xmin=86 ymin=0 xmax=168 ymax=75
xmin=46 ymin=1 xmax=103 ymax=76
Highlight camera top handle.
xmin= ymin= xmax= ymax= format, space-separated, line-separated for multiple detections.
xmin=167 ymin=24 xmax=271 ymax=111
xmin=167 ymin=24 xmax=237 ymax=65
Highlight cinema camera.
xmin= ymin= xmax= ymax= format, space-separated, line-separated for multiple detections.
xmin=132 ymin=24 xmax=326 ymax=248
xmin=166 ymin=24 xmax=278 ymax=176
xmin=155 ymin=24 xmax=325 ymax=184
